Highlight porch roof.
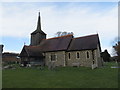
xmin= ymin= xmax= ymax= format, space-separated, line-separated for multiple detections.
xmin=19 ymin=45 xmax=43 ymax=57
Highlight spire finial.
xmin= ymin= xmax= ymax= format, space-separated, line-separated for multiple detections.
xmin=38 ymin=12 xmax=40 ymax=17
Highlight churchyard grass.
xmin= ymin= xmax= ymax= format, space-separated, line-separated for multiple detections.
xmin=2 ymin=62 xmax=118 ymax=88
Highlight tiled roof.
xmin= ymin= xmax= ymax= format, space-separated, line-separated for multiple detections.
xmin=68 ymin=34 xmax=100 ymax=51
xmin=20 ymin=34 xmax=101 ymax=57
xmin=38 ymin=34 xmax=73 ymax=52
xmin=19 ymin=45 xmax=43 ymax=57
xmin=2 ymin=52 xmax=20 ymax=62
xmin=2 ymin=52 xmax=19 ymax=57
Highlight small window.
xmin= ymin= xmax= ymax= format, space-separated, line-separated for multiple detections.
xmin=68 ymin=53 xmax=71 ymax=60
xmin=51 ymin=54 xmax=56 ymax=61
xmin=86 ymin=51 xmax=89 ymax=59
xmin=76 ymin=52 xmax=80 ymax=59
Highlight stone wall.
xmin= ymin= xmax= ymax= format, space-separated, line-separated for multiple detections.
xmin=95 ymin=45 xmax=103 ymax=67
xmin=44 ymin=47 xmax=103 ymax=67
xmin=66 ymin=50 xmax=95 ymax=67
xmin=66 ymin=48 xmax=102 ymax=67
xmin=45 ymin=51 xmax=66 ymax=67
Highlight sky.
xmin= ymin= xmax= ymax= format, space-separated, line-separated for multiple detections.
xmin=0 ymin=2 xmax=118 ymax=56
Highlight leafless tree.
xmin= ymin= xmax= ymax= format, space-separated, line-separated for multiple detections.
xmin=56 ymin=31 xmax=62 ymax=37
xmin=113 ymin=40 xmax=120 ymax=62
xmin=55 ymin=31 xmax=74 ymax=37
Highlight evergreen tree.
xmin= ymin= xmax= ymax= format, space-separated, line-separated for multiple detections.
xmin=101 ymin=49 xmax=111 ymax=62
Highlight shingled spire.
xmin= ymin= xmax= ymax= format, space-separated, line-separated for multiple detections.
xmin=37 ymin=12 xmax=41 ymax=30
xmin=31 ymin=12 xmax=46 ymax=35
xmin=30 ymin=12 xmax=46 ymax=46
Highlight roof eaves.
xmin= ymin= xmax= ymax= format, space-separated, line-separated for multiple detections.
xmin=43 ymin=49 xmax=68 ymax=52
xmin=67 ymin=48 xmax=97 ymax=52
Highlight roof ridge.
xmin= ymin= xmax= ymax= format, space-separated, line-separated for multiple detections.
xmin=73 ymin=34 xmax=98 ymax=39
xmin=46 ymin=34 xmax=73 ymax=40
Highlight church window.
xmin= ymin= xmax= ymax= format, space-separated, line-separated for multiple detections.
xmin=76 ymin=52 xmax=80 ymax=59
xmin=68 ymin=53 xmax=71 ymax=60
xmin=86 ymin=51 xmax=90 ymax=59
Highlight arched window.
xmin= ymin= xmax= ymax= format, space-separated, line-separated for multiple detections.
xmin=76 ymin=52 xmax=80 ymax=59
xmin=86 ymin=51 xmax=89 ymax=59
xmin=68 ymin=53 xmax=71 ymax=60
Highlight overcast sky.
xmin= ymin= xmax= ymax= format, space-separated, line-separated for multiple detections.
xmin=0 ymin=2 xmax=118 ymax=56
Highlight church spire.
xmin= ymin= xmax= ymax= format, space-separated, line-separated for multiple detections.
xmin=31 ymin=12 xmax=46 ymax=35
xmin=37 ymin=12 xmax=41 ymax=30
xmin=30 ymin=12 xmax=46 ymax=45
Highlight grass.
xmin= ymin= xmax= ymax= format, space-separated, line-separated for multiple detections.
xmin=2 ymin=62 xmax=118 ymax=88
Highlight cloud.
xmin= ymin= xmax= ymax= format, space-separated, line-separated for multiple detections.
xmin=0 ymin=2 xmax=118 ymax=54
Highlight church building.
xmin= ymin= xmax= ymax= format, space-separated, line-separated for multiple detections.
xmin=19 ymin=12 xmax=103 ymax=68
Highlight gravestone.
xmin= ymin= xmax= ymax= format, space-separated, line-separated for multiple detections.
xmin=48 ymin=61 xmax=56 ymax=70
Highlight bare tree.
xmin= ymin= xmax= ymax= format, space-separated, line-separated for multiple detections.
xmin=113 ymin=41 xmax=120 ymax=62
xmin=55 ymin=31 xmax=62 ymax=37
xmin=61 ymin=31 xmax=67 ymax=36
xmin=55 ymin=31 xmax=74 ymax=37
xmin=67 ymin=32 xmax=73 ymax=35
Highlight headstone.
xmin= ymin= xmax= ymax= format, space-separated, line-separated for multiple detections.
xmin=92 ymin=64 xmax=97 ymax=69
xmin=48 ymin=61 xmax=56 ymax=70
xmin=72 ymin=63 xmax=80 ymax=67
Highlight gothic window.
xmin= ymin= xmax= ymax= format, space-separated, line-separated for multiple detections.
xmin=76 ymin=52 xmax=80 ymax=59
xmin=68 ymin=53 xmax=71 ymax=60
xmin=86 ymin=51 xmax=90 ymax=59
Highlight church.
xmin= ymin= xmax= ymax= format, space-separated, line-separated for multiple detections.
xmin=19 ymin=12 xmax=103 ymax=68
